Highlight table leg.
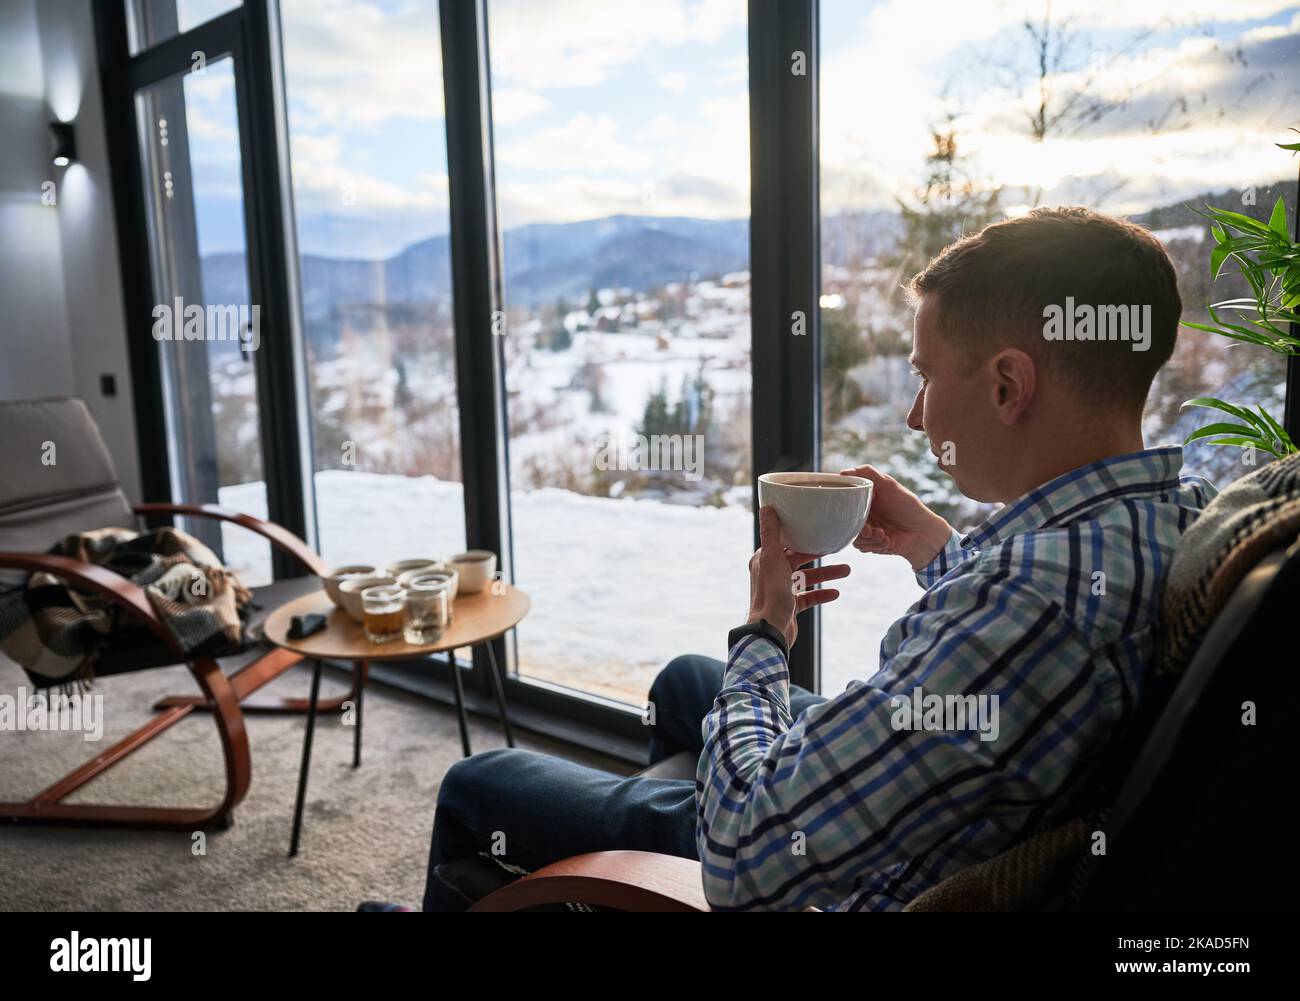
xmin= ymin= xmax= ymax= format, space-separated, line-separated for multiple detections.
xmin=352 ymin=660 xmax=367 ymax=769
xmin=449 ymin=654 xmax=472 ymax=758
xmin=484 ymin=640 xmax=515 ymax=748
xmin=289 ymin=657 xmax=323 ymax=857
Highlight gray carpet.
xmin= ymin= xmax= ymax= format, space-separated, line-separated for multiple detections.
xmin=0 ymin=656 xmax=633 ymax=911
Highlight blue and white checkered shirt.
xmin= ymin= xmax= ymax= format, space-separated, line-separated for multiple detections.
xmin=697 ymin=445 xmax=1217 ymax=911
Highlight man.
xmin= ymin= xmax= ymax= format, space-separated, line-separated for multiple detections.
xmin=421 ymin=207 xmax=1216 ymax=912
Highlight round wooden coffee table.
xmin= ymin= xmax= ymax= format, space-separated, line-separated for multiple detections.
xmin=265 ymin=584 xmax=530 ymax=856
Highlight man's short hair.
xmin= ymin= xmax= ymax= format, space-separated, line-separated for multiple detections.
xmin=909 ymin=206 xmax=1181 ymax=413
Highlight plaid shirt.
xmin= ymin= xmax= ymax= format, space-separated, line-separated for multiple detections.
xmin=697 ymin=446 xmax=1217 ymax=911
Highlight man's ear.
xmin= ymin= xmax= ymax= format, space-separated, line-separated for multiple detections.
xmin=989 ymin=348 xmax=1036 ymax=425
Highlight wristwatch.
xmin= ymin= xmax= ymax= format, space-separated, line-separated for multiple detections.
xmin=728 ymin=618 xmax=790 ymax=661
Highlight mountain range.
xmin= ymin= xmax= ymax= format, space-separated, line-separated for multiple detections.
xmin=199 ymin=179 xmax=1295 ymax=355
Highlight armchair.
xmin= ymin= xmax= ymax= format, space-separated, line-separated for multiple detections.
xmin=462 ymin=502 xmax=1300 ymax=911
xmin=0 ymin=396 xmax=340 ymax=831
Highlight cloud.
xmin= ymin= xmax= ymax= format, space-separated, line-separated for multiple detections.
xmin=275 ymin=0 xmax=749 ymax=238
xmin=493 ymin=88 xmax=550 ymax=125
xmin=487 ymin=0 xmax=745 ymax=89
xmin=820 ymin=0 xmax=1300 ymax=214
xmin=497 ymin=114 xmax=654 ymax=173
xmin=494 ymin=89 xmax=749 ymax=226
xmin=279 ymin=0 xmax=446 ymax=130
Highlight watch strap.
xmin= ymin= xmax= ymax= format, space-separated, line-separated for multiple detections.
xmin=728 ymin=618 xmax=790 ymax=661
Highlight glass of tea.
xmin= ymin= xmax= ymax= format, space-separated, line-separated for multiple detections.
xmin=403 ymin=573 xmax=451 ymax=645
xmin=361 ymin=584 xmax=405 ymax=644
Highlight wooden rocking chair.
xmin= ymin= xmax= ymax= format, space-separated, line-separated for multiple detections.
xmin=0 ymin=396 xmax=341 ymax=831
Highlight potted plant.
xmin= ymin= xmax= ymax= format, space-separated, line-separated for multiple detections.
xmin=1179 ymin=139 xmax=1299 ymax=460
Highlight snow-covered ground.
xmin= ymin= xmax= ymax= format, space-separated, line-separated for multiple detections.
xmin=503 ymin=321 xmax=751 ymax=486
xmin=218 ymin=471 xmax=922 ymax=706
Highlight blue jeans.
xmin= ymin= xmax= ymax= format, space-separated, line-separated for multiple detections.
xmin=422 ymin=652 xmax=826 ymax=911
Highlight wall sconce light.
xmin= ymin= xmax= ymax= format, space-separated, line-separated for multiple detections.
xmin=51 ymin=121 xmax=76 ymax=167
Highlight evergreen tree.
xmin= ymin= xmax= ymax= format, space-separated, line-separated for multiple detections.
xmin=821 ymin=306 xmax=870 ymax=423
xmin=888 ymin=117 xmax=1003 ymax=282
xmin=638 ymin=381 xmax=674 ymax=438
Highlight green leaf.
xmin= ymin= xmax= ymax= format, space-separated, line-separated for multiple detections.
xmin=1204 ymin=206 xmax=1273 ymax=237
xmin=1191 ymin=435 xmax=1280 ymax=457
xmin=1268 ymin=196 xmax=1291 ymax=238
xmin=1257 ymin=406 xmax=1295 ymax=449
xmin=1181 ymin=320 xmax=1228 ymax=335
xmin=1253 ymin=403 xmax=1284 ymax=439
xmin=1184 ymin=422 xmax=1261 ymax=443
xmin=1180 ymin=398 xmax=1269 ymax=432
xmin=1278 ymin=141 xmax=1300 ymax=152
xmin=1199 ymin=307 xmax=1278 ymax=346
xmin=1208 ymin=235 xmax=1270 ymax=279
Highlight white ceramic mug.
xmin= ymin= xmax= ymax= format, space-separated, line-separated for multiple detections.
xmin=449 ymin=550 xmax=497 ymax=594
xmin=387 ymin=558 xmax=443 ymax=578
xmin=323 ymin=564 xmax=377 ymax=610
xmin=339 ymin=575 xmax=397 ymax=623
xmin=756 ymin=472 xmax=873 ymax=556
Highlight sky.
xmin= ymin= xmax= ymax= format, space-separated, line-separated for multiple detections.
xmin=820 ymin=0 xmax=1300 ymax=218
xmin=168 ymin=0 xmax=1300 ymax=260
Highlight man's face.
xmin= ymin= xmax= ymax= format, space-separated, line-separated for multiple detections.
xmin=907 ymin=296 xmax=1014 ymax=503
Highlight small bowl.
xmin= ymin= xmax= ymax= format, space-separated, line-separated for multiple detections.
xmin=449 ymin=550 xmax=497 ymax=594
xmin=757 ymin=472 xmax=873 ymax=556
xmin=338 ymin=575 xmax=396 ymax=622
xmin=387 ymin=558 xmax=444 ymax=578
xmin=398 ymin=563 xmax=458 ymax=603
xmin=323 ymin=564 xmax=377 ymax=610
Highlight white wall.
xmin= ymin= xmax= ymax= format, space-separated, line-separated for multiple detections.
xmin=0 ymin=0 xmax=76 ymax=403
xmin=35 ymin=0 xmax=142 ymax=502
xmin=0 ymin=0 xmax=142 ymax=501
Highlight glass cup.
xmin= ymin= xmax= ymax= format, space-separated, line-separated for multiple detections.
xmin=403 ymin=574 xmax=451 ymax=645
xmin=361 ymin=584 xmax=405 ymax=644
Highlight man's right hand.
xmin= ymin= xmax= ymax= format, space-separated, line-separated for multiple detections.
xmin=840 ymin=463 xmax=955 ymax=571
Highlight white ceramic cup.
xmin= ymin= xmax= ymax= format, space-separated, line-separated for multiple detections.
xmin=339 ymin=575 xmax=396 ymax=623
xmin=323 ymin=564 xmax=377 ymax=610
xmin=387 ymin=558 xmax=443 ymax=578
xmin=756 ymin=472 xmax=873 ymax=556
xmin=449 ymin=550 xmax=497 ymax=594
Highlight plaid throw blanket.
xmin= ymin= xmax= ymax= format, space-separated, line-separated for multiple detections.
xmin=1158 ymin=450 xmax=1300 ymax=676
xmin=0 ymin=526 xmax=251 ymax=690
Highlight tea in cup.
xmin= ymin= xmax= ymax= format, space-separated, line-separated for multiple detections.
xmin=361 ymin=584 xmax=405 ymax=644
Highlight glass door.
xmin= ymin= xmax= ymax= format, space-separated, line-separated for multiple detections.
xmin=133 ymin=37 xmax=272 ymax=583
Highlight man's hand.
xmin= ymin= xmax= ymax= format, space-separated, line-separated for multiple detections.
xmin=841 ymin=463 xmax=955 ymax=571
xmin=747 ymin=506 xmax=850 ymax=649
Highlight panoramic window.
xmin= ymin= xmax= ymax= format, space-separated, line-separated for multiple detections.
xmin=486 ymin=0 xmax=752 ymax=706
xmin=819 ymin=0 xmax=1299 ymax=695
xmin=278 ymin=0 xmax=466 ymax=573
